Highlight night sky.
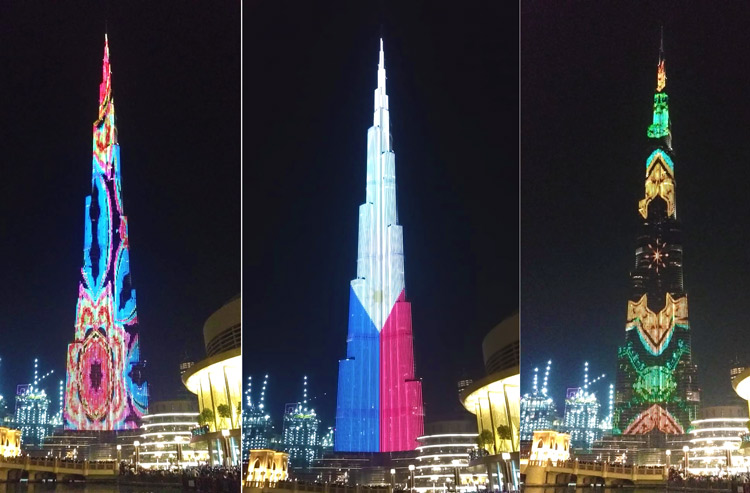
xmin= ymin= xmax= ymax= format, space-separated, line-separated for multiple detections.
xmin=522 ymin=2 xmax=750 ymax=412
xmin=0 ymin=3 xmax=239 ymax=409
xmin=245 ymin=1 xmax=518 ymax=432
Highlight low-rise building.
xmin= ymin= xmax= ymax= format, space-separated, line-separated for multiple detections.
xmin=182 ymin=295 xmax=242 ymax=466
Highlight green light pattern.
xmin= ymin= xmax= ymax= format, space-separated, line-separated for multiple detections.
xmin=618 ymin=339 xmax=688 ymax=404
xmin=647 ymin=93 xmax=670 ymax=139
xmin=632 ymin=366 xmax=676 ymax=402
xmin=645 ymin=149 xmax=674 ymax=171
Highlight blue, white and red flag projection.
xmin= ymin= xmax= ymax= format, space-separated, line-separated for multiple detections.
xmin=335 ymin=40 xmax=424 ymax=452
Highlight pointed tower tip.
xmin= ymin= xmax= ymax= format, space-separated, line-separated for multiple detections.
xmin=656 ymin=29 xmax=666 ymax=92
xmin=378 ymin=38 xmax=385 ymax=73
xmin=660 ymin=25 xmax=664 ymax=54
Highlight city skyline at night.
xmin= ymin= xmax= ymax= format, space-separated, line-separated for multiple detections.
xmin=246 ymin=1 xmax=516 ymax=431
xmin=521 ymin=3 xmax=750 ymax=415
xmin=0 ymin=3 xmax=239 ymax=411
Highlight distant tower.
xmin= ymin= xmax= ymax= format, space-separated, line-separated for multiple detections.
xmin=14 ymin=359 xmax=55 ymax=446
xmin=457 ymin=378 xmax=474 ymax=399
xmin=283 ymin=377 xmax=320 ymax=468
xmin=179 ymin=350 xmax=195 ymax=377
xmin=562 ymin=389 xmax=600 ymax=449
xmin=730 ymin=356 xmax=746 ymax=383
xmin=335 ymin=39 xmax=424 ymax=453
xmin=520 ymin=361 xmax=556 ymax=440
xmin=64 ymin=35 xmax=148 ymax=430
xmin=561 ymin=363 xmax=606 ymax=449
xmin=613 ymin=32 xmax=700 ymax=438
xmin=244 ymin=374 xmax=273 ymax=458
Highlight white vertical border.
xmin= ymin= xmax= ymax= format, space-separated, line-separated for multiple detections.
xmin=239 ymin=0 xmax=244 ymax=467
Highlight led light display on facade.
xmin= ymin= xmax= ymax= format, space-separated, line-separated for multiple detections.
xmin=613 ymin=37 xmax=699 ymax=437
xmin=335 ymin=40 xmax=424 ymax=452
xmin=64 ymin=36 xmax=148 ymax=430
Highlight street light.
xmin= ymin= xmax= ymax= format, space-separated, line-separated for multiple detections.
xmin=116 ymin=444 xmax=122 ymax=463
xmin=408 ymin=464 xmax=415 ymax=493
xmin=133 ymin=440 xmax=140 ymax=471
xmin=390 ymin=468 xmax=396 ymax=491
xmin=665 ymin=449 xmax=671 ymax=469
xmin=682 ymin=445 xmax=689 ymax=475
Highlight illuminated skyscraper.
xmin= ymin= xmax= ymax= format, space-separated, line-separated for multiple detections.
xmin=321 ymin=426 xmax=335 ymax=451
xmin=334 ymin=39 xmax=424 ymax=453
xmin=64 ymin=35 xmax=148 ymax=430
xmin=13 ymin=360 xmax=56 ymax=446
xmin=562 ymin=388 xmax=601 ymax=449
xmin=15 ymin=386 xmax=50 ymax=447
xmin=283 ymin=377 xmax=320 ymax=469
xmin=520 ymin=362 xmax=556 ymax=441
xmin=244 ymin=374 xmax=273 ymax=460
xmin=613 ymin=34 xmax=699 ymax=438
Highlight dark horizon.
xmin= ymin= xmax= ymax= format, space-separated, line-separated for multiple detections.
xmin=522 ymin=2 xmax=750 ymax=413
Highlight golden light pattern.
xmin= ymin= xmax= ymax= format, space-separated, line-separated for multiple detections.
xmin=638 ymin=151 xmax=675 ymax=219
xmin=0 ymin=428 xmax=21 ymax=458
xmin=528 ymin=430 xmax=570 ymax=463
xmin=656 ymin=59 xmax=666 ymax=92
xmin=183 ymin=351 xmax=241 ymax=432
xmin=732 ymin=368 xmax=750 ymax=402
xmin=246 ymin=449 xmax=288 ymax=485
xmin=645 ymin=238 xmax=668 ymax=273
xmin=461 ymin=372 xmax=520 ymax=454
xmin=626 ymin=293 xmax=688 ymax=356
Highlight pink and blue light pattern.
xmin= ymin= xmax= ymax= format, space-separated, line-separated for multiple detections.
xmin=64 ymin=35 xmax=148 ymax=430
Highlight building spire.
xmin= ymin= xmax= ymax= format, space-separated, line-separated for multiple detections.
xmin=656 ymin=27 xmax=666 ymax=93
xmin=377 ymin=38 xmax=386 ymax=98
xmin=373 ymin=38 xmax=391 ymax=153
xmin=98 ymin=34 xmax=113 ymax=122
xmin=647 ymin=30 xmax=670 ymax=145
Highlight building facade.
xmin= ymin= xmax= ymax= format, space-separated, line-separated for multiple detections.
xmin=14 ymin=384 xmax=51 ymax=447
xmin=246 ymin=449 xmax=289 ymax=485
xmin=137 ymin=400 xmax=209 ymax=469
xmin=613 ymin=37 xmax=700 ymax=438
xmin=685 ymin=405 xmax=749 ymax=475
xmin=335 ymin=39 xmax=424 ymax=453
xmin=64 ymin=35 xmax=148 ymax=431
xmin=520 ymin=362 xmax=556 ymax=441
xmin=0 ymin=428 xmax=21 ymax=458
xmin=528 ymin=430 xmax=570 ymax=463
xmin=244 ymin=375 xmax=273 ymax=461
xmin=414 ymin=420 xmax=487 ymax=493
xmin=182 ymin=295 xmax=241 ymax=466
xmin=562 ymin=388 xmax=601 ymax=449
xmin=460 ymin=314 xmax=520 ymax=493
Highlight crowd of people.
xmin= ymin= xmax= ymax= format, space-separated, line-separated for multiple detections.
xmin=119 ymin=462 xmax=241 ymax=492
xmin=668 ymin=467 xmax=750 ymax=491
